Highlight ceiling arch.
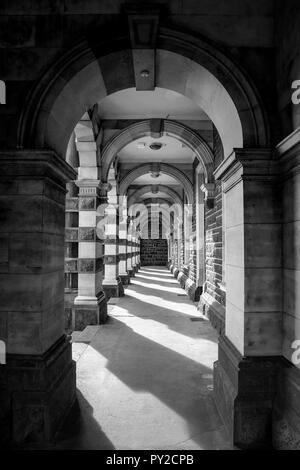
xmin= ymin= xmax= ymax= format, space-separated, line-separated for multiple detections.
xmin=119 ymin=163 xmax=193 ymax=205
xmin=18 ymin=28 xmax=269 ymax=161
xmin=101 ymin=119 xmax=214 ymax=183
xmin=128 ymin=184 xmax=182 ymax=208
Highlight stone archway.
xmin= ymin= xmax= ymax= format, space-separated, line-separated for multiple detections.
xmin=101 ymin=120 xmax=214 ymax=183
xmin=17 ymin=29 xmax=269 ymax=159
xmin=8 ymin=25 xmax=273 ymax=449
xmin=128 ymin=185 xmax=182 ymax=208
xmin=119 ymin=163 xmax=193 ymax=205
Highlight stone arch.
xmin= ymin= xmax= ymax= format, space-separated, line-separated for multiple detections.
xmin=101 ymin=120 xmax=214 ymax=183
xmin=128 ymin=184 xmax=183 ymax=208
xmin=73 ymin=112 xmax=99 ymax=179
xmin=119 ymin=163 xmax=193 ymax=205
xmin=138 ymin=199 xmax=174 ymax=237
xmin=17 ymin=28 xmax=270 ymax=160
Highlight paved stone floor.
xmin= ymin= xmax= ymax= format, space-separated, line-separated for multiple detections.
xmin=56 ymin=267 xmax=232 ymax=450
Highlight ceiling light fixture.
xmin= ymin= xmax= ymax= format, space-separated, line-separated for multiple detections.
xmin=149 ymin=142 xmax=163 ymax=151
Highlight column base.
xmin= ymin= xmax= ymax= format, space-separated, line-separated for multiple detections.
xmin=184 ymin=279 xmax=202 ymax=302
xmin=120 ymin=274 xmax=131 ymax=285
xmin=0 ymin=336 xmax=76 ymax=446
xmin=128 ymin=269 xmax=135 ymax=277
xmin=214 ymin=335 xmax=279 ymax=449
xmin=103 ymin=277 xmax=124 ymax=298
xmin=132 ymin=265 xmax=138 ymax=274
xmin=173 ymin=267 xmax=179 ymax=278
xmin=198 ymin=292 xmax=225 ymax=334
xmin=177 ymin=270 xmax=188 ymax=289
xmin=272 ymin=359 xmax=300 ymax=449
xmin=74 ymin=291 xmax=107 ymax=330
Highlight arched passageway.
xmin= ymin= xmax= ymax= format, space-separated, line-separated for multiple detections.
xmin=2 ymin=6 xmax=294 ymax=451
xmin=56 ymin=267 xmax=232 ymax=450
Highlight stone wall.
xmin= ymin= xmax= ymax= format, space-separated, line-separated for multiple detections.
xmin=0 ymin=0 xmax=276 ymax=151
xmin=140 ymin=239 xmax=168 ymax=266
xmin=275 ymin=0 xmax=300 ymax=139
xmin=64 ymin=182 xmax=79 ymax=333
xmin=199 ymin=126 xmax=225 ymax=333
xmin=269 ymin=4 xmax=300 ymax=448
xmin=200 ymin=181 xmax=225 ymax=333
xmin=272 ymin=129 xmax=300 ymax=449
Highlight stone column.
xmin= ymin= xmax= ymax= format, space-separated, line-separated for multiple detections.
xmin=119 ymin=196 xmax=130 ymax=285
xmin=74 ymin=180 xmax=107 ymax=329
xmin=64 ymin=182 xmax=79 ymax=333
xmin=136 ymin=236 xmax=141 ymax=269
xmin=213 ymin=149 xmax=281 ymax=449
xmin=131 ymin=229 xmax=138 ymax=274
xmin=0 ymin=151 xmax=76 ymax=445
xmin=172 ymin=215 xmax=180 ymax=278
xmin=102 ymin=176 xmax=124 ymax=298
xmin=127 ymin=218 xmax=134 ymax=277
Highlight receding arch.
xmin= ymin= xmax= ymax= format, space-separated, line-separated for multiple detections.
xmin=101 ymin=119 xmax=214 ymax=183
xmin=137 ymin=200 xmax=175 ymax=238
xmin=119 ymin=163 xmax=193 ymax=205
xmin=18 ymin=28 xmax=269 ymax=160
xmin=128 ymin=184 xmax=183 ymax=208
xmin=73 ymin=112 xmax=99 ymax=179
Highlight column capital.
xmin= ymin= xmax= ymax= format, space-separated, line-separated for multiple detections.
xmin=200 ymin=182 xmax=215 ymax=208
xmin=0 ymin=149 xmax=76 ymax=185
xmin=214 ymin=148 xmax=274 ymax=191
xmin=275 ymin=128 xmax=300 ymax=178
xmin=75 ymin=179 xmax=112 ymax=196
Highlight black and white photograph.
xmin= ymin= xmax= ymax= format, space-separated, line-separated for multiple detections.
xmin=0 ymin=0 xmax=299 ymax=456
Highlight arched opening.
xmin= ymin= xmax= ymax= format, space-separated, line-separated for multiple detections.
xmin=6 ymin=26 xmax=273 ymax=450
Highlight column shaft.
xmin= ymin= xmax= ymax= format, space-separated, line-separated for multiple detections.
xmin=0 ymin=151 xmax=76 ymax=445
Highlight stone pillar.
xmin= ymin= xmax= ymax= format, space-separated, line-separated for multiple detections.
xmin=64 ymin=182 xmax=79 ymax=333
xmin=0 ymin=151 xmax=76 ymax=445
xmin=131 ymin=230 xmax=138 ymax=273
xmin=74 ymin=180 xmax=107 ymax=329
xmin=127 ymin=219 xmax=134 ymax=277
xmin=172 ymin=215 xmax=180 ymax=278
xmin=119 ymin=196 xmax=130 ymax=285
xmin=102 ymin=176 xmax=124 ymax=298
xmin=136 ymin=236 xmax=141 ymax=268
xmin=213 ymin=149 xmax=281 ymax=449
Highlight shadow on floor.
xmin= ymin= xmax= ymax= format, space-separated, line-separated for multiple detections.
xmin=83 ymin=317 xmax=229 ymax=449
xmin=53 ymin=266 xmax=230 ymax=449
xmin=54 ymin=390 xmax=115 ymax=450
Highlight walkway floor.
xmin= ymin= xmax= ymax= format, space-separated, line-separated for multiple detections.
xmin=56 ymin=266 xmax=232 ymax=450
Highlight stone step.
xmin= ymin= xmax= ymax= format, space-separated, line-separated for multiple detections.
xmin=71 ymin=325 xmax=100 ymax=344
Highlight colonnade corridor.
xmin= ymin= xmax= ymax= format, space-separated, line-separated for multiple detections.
xmin=56 ymin=267 xmax=232 ymax=450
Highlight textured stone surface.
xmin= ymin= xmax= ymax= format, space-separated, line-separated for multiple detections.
xmin=273 ymin=362 xmax=300 ymax=449
xmin=214 ymin=336 xmax=280 ymax=449
xmin=0 ymin=336 xmax=76 ymax=446
xmin=103 ymin=277 xmax=124 ymax=299
xmin=140 ymin=239 xmax=168 ymax=266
